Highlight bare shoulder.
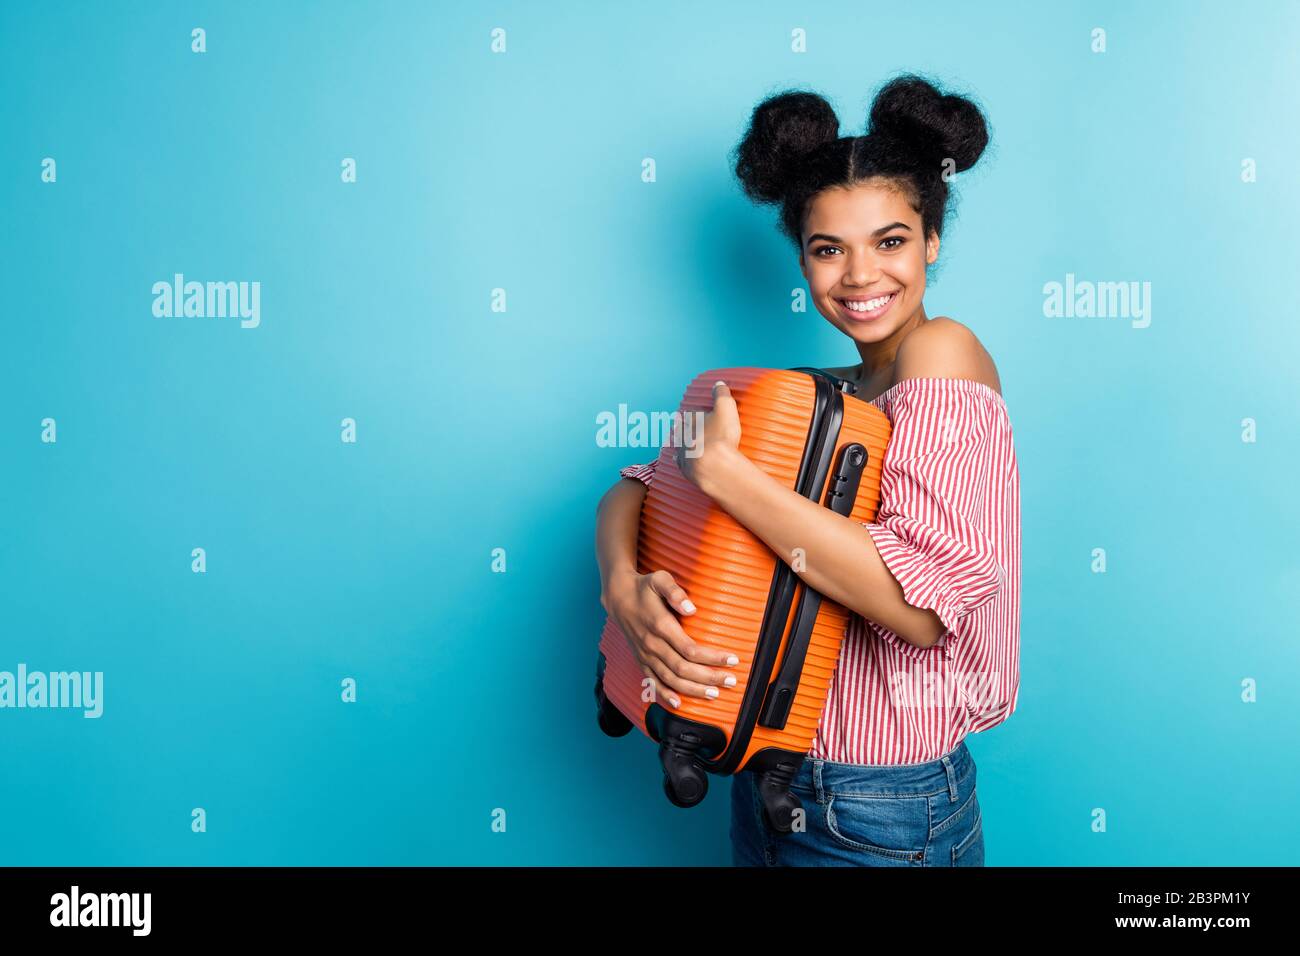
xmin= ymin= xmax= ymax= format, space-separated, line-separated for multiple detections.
xmin=894 ymin=316 xmax=1002 ymax=395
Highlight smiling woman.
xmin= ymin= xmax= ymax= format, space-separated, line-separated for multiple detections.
xmin=594 ymin=72 xmax=1019 ymax=868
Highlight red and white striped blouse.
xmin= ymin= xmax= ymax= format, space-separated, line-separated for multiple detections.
xmin=618 ymin=375 xmax=1021 ymax=766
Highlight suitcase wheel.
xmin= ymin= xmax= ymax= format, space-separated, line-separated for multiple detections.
xmin=757 ymin=765 xmax=804 ymax=835
xmin=660 ymin=733 xmax=708 ymax=808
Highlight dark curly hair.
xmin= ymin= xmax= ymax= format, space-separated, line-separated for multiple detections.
xmin=731 ymin=72 xmax=991 ymax=260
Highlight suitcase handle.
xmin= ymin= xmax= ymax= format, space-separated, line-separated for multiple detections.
xmin=787 ymin=365 xmax=859 ymax=396
xmin=757 ymin=442 xmax=869 ymax=730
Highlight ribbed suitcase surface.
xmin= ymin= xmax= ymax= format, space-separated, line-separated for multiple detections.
xmin=596 ymin=367 xmax=892 ymax=831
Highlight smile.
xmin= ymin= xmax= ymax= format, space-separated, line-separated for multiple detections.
xmin=836 ymin=291 xmax=899 ymax=322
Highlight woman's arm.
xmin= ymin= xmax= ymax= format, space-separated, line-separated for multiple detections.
xmin=594 ymin=476 xmax=649 ymax=610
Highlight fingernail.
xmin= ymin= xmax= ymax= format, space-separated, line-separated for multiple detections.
xmin=671 ymin=698 xmax=681 ymax=708
xmin=723 ymin=675 xmax=737 ymax=687
xmin=706 ymin=687 xmax=719 ymax=698
xmin=726 ymin=654 xmax=739 ymax=666
xmin=681 ymin=599 xmax=696 ymax=613
xmin=714 ymin=380 xmax=726 ymax=388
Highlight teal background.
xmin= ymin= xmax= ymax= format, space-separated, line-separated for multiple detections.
xmin=2 ymin=0 xmax=1297 ymax=865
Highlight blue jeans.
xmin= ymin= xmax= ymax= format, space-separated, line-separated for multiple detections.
xmin=729 ymin=740 xmax=985 ymax=866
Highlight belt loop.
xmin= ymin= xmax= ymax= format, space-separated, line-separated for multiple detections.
xmin=812 ymin=759 xmax=826 ymax=803
xmin=941 ymin=754 xmax=958 ymax=803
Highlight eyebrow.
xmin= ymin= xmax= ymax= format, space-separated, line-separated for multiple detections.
xmin=805 ymin=223 xmax=911 ymax=247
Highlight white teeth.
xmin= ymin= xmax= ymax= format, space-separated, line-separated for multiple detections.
xmin=843 ymin=293 xmax=894 ymax=312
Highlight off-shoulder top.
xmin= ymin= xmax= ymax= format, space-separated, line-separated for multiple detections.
xmin=617 ymin=376 xmax=1021 ymax=765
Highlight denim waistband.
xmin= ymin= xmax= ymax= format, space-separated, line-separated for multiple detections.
xmin=796 ymin=740 xmax=974 ymax=799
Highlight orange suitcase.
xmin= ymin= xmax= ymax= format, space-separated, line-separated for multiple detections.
xmin=595 ymin=366 xmax=892 ymax=833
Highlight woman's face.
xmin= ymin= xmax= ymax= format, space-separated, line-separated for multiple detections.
xmin=798 ymin=178 xmax=939 ymax=347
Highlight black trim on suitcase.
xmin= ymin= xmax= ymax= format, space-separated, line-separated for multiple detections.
xmin=756 ymin=442 xmax=869 ymax=729
xmin=706 ymin=367 xmax=848 ymax=776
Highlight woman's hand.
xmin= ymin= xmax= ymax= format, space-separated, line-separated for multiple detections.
xmin=601 ymin=568 xmax=740 ymax=708
xmin=675 ymin=380 xmax=743 ymax=496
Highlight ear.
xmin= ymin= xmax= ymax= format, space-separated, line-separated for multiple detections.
xmin=925 ymin=229 xmax=940 ymax=266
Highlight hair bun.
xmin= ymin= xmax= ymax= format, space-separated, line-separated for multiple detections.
xmin=867 ymin=74 xmax=988 ymax=174
xmin=733 ymin=90 xmax=840 ymax=204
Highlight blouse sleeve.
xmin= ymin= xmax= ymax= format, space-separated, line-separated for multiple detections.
xmin=861 ymin=378 xmax=1012 ymax=661
xmin=619 ymin=459 xmax=658 ymax=489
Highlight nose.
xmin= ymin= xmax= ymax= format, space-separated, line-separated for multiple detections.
xmin=843 ymin=250 xmax=882 ymax=287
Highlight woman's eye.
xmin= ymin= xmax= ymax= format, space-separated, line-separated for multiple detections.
xmin=816 ymin=238 xmax=902 ymax=256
